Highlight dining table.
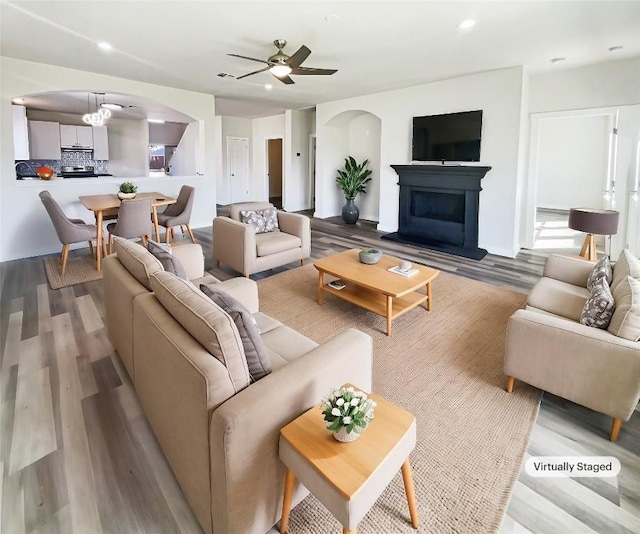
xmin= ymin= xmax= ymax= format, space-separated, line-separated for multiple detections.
xmin=79 ymin=191 xmax=176 ymax=271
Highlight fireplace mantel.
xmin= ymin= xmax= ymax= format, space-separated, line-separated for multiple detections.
xmin=385 ymin=164 xmax=492 ymax=260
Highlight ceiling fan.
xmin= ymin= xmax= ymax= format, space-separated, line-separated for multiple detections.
xmin=228 ymin=39 xmax=337 ymax=85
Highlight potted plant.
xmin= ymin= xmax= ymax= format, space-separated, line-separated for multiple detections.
xmin=320 ymin=386 xmax=377 ymax=442
xmin=118 ymin=181 xmax=138 ymax=200
xmin=336 ymin=156 xmax=372 ymax=224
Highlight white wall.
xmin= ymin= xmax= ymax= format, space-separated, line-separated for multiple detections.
xmin=525 ymin=58 xmax=640 ymax=256
xmin=284 ymin=109 xmax=314 ymax=211
xmin=148 ymin=121 xmax=188 ymax=146
xmin=316 ymin=67 xmax=528 ymax=257
xmin=0 ymin=56 xmax=217 ymax=261
xmin=529 ymin=57 xmax=640 ymax=113
xmin=252 ymin=114 xmax=285 ymax=201
xmin=170 ymin=121 xmax=199 ymax=176
xmin=536 ymin=115 xmax=610 ymax=209
xmin=347 ymin=114 xmax=381 ymax=222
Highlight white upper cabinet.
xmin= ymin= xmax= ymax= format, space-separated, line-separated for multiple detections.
xmin=29 ymin=121 xmax=61 ymax=160
xmin=92 ymin=126 xmax=109 ymax=160
xmin=60 ymin=124 xmax=93 ymax=148
xmin=12 ymin=105 xmax=29 ymax=160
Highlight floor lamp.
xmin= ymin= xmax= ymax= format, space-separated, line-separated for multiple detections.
xmin=568 ymin=208 xmax=619 ymax=261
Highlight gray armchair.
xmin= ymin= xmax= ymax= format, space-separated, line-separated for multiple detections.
xmin=39 ymin=191 xmax=98 ymax=276
xmin=107 ymin=197 xmax=153 ymax=253
xmin=157 ymin=185 xmax=196 ymax=244
xmin=505 ymin=254 xmax=640 ymax=442
xmin=213 ymin=202 xmax=311 ymax=277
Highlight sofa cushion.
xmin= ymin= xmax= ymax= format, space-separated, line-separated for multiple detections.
xmin=150 ymin=271 xmax=251 ymax=393
xmin=580 ymin=277 xmax=615 ymax=329
xmin=240 ymin=208 xmax=279 ymax=234
xmin=611 ymin=249 xmax=640 ymax=293
xmin=200 ymin=284 xmax=271 ymax=382
xmin=587 ymin=257 xmax=612 ymax=291
xmin=526 ymin=277 xmax=590 ymax=322
xmin=113 ymin=236 xmax=163 ymax=290
xmin=260 ymin=325 xmax=318 ymax=365
xmin=608 ymin=276 xmax=640 ymax=341
xmin=147 ymin=239 xmax=188 ymax=280
xmin=255 ymin=232 xmax=302 ymax=257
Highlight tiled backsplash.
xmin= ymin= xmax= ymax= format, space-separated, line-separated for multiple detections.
xmin=15 ymin=151 xmax=108 ymax=175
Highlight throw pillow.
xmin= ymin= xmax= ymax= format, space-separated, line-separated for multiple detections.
xmin=607 ymin=276 xmax=640 ymax=341
xmin=200 ymin=284 xmax=271 ymax=382
xmin=580 ymin=277 xmax=615 ymax=329
xmin=149 ymin=271 xmax=251 ymax=393
xmin=147 ymin=239 xmax=188 ymax=280
xmin=112 ymin=236 xmax=163 ymax=290
xmin=240 ymin=208 xmax=280 ymax=234
xmin=586 ymin=257 xmax=612 ymax=291
xmin=610 ymin=249 xmax=640 ymax=293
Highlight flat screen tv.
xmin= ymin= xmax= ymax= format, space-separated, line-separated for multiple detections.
xmin=412 ymin=110 xmax=483 ymax=162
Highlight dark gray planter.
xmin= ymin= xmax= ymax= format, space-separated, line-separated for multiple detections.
xmin=341 ymin=197 xmax=359 ymax=224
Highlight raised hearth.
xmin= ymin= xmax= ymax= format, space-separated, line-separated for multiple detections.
xmin=383 ymin=165 xmax=491 ymax=260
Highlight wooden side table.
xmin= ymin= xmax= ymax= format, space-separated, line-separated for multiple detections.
xmin=278 ymin=390 xmax=419 ymax=533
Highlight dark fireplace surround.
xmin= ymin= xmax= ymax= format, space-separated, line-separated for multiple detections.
xmin=383 ymin=165 xmax=492 ymax=260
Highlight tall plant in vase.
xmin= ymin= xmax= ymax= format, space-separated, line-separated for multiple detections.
xmin=336 ymin=157 xmax=372 ymax=224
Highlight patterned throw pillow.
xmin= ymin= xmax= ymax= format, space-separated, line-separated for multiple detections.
xmin=200 ymin=284 xmax=271 ymax=382
xmin=147 ymin=239 xmax=188 ymax=280
xmin=240 ymin=208 xmax=280 ymax=234
xmin=580 ymin=277 xmax=615 ymax=329
xmin=586 ymin=257 xmax=612 ymax=291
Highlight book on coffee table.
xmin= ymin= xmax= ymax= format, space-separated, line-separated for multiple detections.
xmin=388 ymin=265 xmax=419 ymax=277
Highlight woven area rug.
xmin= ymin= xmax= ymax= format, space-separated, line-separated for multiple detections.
xmin=44 ymin=254 xmax=102 ymax=289
xmin=257 ymin=264 xmax=541 ymax=533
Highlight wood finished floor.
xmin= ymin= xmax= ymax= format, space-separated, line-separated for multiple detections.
xmin=1 ymin=214 xmax=638 ymax=534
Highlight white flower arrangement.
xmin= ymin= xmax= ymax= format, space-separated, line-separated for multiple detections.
xmin=320 ymin=386 xmax=377 ymax=435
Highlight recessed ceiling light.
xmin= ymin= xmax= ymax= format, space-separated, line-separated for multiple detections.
xmin=608 ymin=46 xmax=623 ymax=52
xmin=12 ymin=98 xmax=25 ymax=104
xmin=458 ymin=19 xmax=476 ymax=29
xmin=550 ymin=57 xmax=566 ymax=64
xmin=147 ymin=119 xmax=165 ymax=124
xmin=97 ymin=41 xmax=112 ymax=51
xmin=265 ymin=84 xmax=273 ymax=90
xmin=101 ymin=103 xmax=123 ymax=110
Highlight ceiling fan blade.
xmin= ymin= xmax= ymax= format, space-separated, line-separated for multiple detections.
xmin=290 ymin=66 xmax=338 ymax=76
xmin=236 ymin=66 xmax=271 ymax=80
xmin=286 ymin=45 xmax=311 ymax=68
xmin=227 ymin=53 xmax=270 ymax=65
xmin=273 ymin=73 xmax=295 ymax=85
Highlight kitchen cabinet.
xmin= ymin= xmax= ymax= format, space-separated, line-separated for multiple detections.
xmin=28 ymin=121 xmax=62 ymax=160
xmin=12 ymin=105 xmax=29 ymax=160
xmin=60 ymin=124 xmax=93 ymax=148
xmin=92 ymin=126 xmax=109 ymax=160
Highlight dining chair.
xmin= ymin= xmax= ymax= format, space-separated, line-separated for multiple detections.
xmin=107 ymin=197 xmax=153 ymax=253
xmin=157 ymin=185 xmax=196 ymax=244
xmin=39 ymin=191 xmax=98 ymax=277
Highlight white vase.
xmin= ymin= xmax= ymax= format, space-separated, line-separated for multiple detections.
xmin=332 ymin=427 xmax=360 ymax=443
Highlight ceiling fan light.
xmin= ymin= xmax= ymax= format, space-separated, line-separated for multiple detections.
xmin=101 ymin=102 xmax=123 ymax=110
xmin=270 ymin=64 xmax=292 ymax=77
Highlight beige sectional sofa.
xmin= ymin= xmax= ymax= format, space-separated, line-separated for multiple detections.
xmin=505 ymin=253 xmax=640 ymax=441
xmin=103 ymin=238 xmax=374 ymax=533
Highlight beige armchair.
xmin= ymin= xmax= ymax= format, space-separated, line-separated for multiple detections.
xmin=504 ymin=254 xmax=640 ymax=442
xmin=213 ymin=202 xmax=311 ymax=277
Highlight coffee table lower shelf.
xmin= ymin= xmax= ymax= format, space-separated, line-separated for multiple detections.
xmin=319 ymin=283 xmax=428 ymax=335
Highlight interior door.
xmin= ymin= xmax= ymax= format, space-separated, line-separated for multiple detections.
xmin=227 ymin=137 xmax=250 ymax=203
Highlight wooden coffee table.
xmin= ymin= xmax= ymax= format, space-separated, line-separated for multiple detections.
xmin=314 ymin=249 xmax=440 ymax=335
xmin=279 ymin=388 xmax=419 ymax=533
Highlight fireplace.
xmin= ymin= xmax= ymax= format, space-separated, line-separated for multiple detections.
xmin=383 ymin=165 xmax=492 ymax=259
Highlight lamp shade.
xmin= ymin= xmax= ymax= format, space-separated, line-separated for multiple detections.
xmin=568 ymin=208 xmax=619 ymax=235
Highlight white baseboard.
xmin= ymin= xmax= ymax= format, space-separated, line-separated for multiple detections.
xmin=483 ymin=244 xmax=519 ymax=258
xmin=376 ymin=223 xmax=398 ymax=233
